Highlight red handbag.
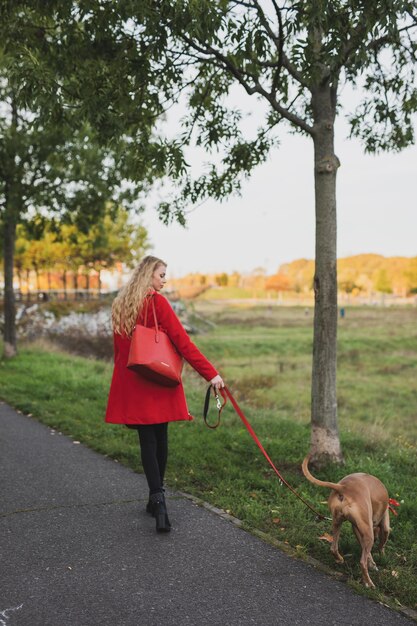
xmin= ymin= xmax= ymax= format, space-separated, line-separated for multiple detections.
xmin=127 ymin=296 xmax=183 ymax=387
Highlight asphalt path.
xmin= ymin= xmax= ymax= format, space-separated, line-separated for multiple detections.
xmin=0 ymin=401 xmax=415 ymax=626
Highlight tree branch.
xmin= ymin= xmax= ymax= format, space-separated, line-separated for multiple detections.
xmin=281 ymin=52 xmax=311 ymax=89
xmin=180 ymin=31 xmax=313 ymax=133
xmin=253 ymin=0 xmax=279 ymax=46
xmin=271 ymin=1 xmax=284 ymax=94
xmin=179 ymin=32 xmax=256 ymax=94
xmin=333 ymin=14 xmax=417 ymax=74
xmin=367 ymin=22 xmax=417 ymax=53
xmin=229 ymin=0 xmax=257 ymax=9
xmin=252 ymin=0 xmax=284 ymax=94
xmin=330 ymin=18 xmax=370 ymax=74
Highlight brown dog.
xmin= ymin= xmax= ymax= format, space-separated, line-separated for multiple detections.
xmin=302 ymin=456 xmax=391 ymax=588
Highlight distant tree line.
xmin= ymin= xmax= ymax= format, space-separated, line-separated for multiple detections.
xmin=279 ymin=255 xmax=417 ymax=296
xmin=4 ymin=205 xmax=149 ymax=299
xmin=172 ymin=255 xmax=417 ymax=297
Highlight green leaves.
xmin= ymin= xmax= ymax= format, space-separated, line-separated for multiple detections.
xmin=1 ymin=0 xmax=417 ymax=222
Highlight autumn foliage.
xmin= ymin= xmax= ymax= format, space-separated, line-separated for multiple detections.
xmin=171 ymin=255 xmax=417 ymax=298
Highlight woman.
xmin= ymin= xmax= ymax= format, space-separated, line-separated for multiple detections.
xmin=105 ymin=255 xmax=224 ymax=532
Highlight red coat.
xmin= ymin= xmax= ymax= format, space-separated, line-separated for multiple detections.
xmin=105 ymin=292 xmax=218 ymax=425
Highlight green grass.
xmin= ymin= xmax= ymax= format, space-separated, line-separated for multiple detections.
xmin=192 ymin=303 xmax=417 ymax=444
xmin=1 ymin=304 xmax=417 ymax=613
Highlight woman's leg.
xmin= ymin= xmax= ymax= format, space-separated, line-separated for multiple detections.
xmin=154 ymin=422 xmax=168 ymax=486
xmin=137 ymin=425 xmax=163 ymax=494
xmin=136 ymin=423 xmax=171 ymax=532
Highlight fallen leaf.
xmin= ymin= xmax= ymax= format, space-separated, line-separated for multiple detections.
xmin=319 ymin=533 xmax=334 ymax=543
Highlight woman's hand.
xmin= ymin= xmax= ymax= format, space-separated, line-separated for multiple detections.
xmin=210 ymin=374 xmax=224 ymax=390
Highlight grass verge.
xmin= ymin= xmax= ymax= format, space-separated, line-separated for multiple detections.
xmin=1 ymin=332 xmax=416 ymax=614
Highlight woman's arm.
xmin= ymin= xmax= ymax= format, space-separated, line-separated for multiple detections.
xmin=154 ymin=294 xmax=222 ymax=384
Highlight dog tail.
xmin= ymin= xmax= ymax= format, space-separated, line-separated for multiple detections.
xmin=302 ymin=455 xmax=343 ymax=494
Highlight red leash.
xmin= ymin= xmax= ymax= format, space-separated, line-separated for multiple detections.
xmin=204 ymin=385 xmax=330 ymax=522
xmin=388 ymin=498 xmax=400 ymax=516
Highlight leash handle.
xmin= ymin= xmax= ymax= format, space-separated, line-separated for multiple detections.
xmin=203 ymin=384 xmax=330 ymax=522
xmin=203 ymin=385 xmax=225 ymax=429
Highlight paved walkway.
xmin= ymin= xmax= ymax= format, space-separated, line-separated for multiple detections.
xmin=0 ymin=402 xmax=415 ymax=626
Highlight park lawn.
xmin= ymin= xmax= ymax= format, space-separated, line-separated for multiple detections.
xmin=1 ymin=304 xmax=416 ymax=612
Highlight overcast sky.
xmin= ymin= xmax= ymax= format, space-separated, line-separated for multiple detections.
xmin=141 ymin=89 xmax=417 ymax=278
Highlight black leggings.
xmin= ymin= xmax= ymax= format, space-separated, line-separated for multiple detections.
xmin=135 ymin=423 xmax=168 ymax=494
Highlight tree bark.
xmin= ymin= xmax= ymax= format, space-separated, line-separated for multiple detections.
xmin=17 ymin=268 xmax=22 ymax=292
xmin=310 ymin=83 xmax=343 ymax=465
xmin=3 ymin=184 xmax=17 ymax=358
xmin=62 ymin=270 xmax=67 ymax=300
xmin=26 ymin=269 xmax=31 ymax=304
xmin=2 ymin=96 xmax=21 ymax=358
xmin=34 ymin=267 xmax=40 ymax=291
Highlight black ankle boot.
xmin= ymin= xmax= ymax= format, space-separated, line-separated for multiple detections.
xmin=146 ymin=488 xmax=165 ymax=516
xmin=146 ymin=495 xmax=154 ymax=516
xmin=150 ymin=492 xmax=171 ymax=532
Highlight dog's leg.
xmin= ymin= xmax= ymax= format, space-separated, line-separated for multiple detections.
xmin=378 ymin=509 xmax=391 ymax=554
xmin=354 ymin=520 xmax=376 ymax=588
xmin=353 ymin=525 xmax=378 ymax=571
xmin=360 ymin=535 xmax=376 ymax=587
xmin=330 ymin=515 xmax=344 ymax=563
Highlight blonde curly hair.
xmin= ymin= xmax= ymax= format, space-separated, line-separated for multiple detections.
xmin=112 ymin=255 xmax=167 ymax=336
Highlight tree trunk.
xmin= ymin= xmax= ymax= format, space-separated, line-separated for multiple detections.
xmin=3 ymin=185 xmax=17 ymax=358
xmin=2 ymin=97 xmax=21 ymax=358
xmin=62 ymin=270 xmax=67 ymax=300
xmin=17 ymin=268 xmax=22 ymax=292
xmin=310 ymin=83 xmax=343 ymax=465
xmin=26 ymin=269 xmax=31 ymax=304
xmin=35 ymin=267 xmax=40 ymax=291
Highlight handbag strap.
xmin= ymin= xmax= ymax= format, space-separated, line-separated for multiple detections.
xmin=143 ymin=294 xmax=160 ymax=343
